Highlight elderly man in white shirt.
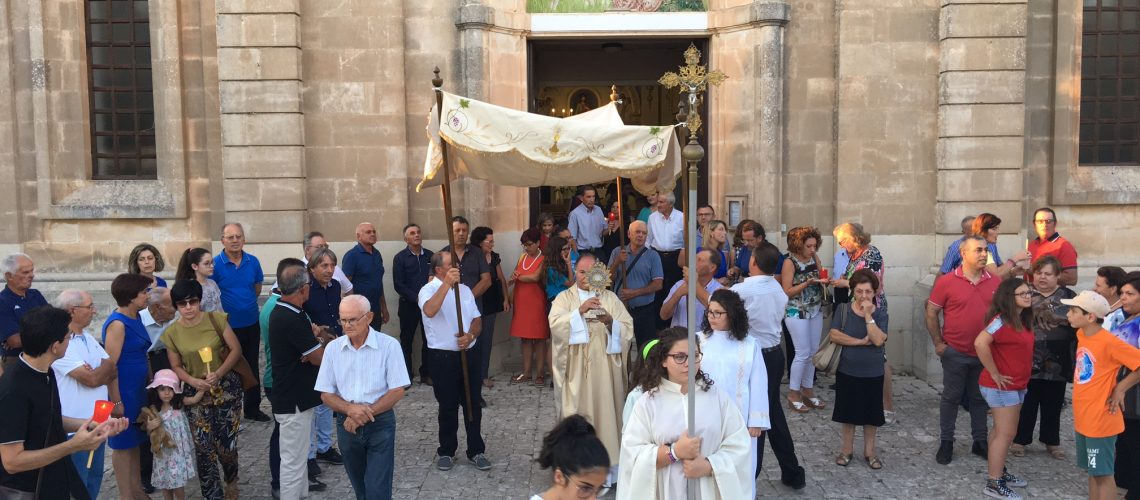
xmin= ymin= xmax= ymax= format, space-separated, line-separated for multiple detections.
xmin=315 ymin=295 xmax=408 ymax=500
xmin=730 ymin=244 xmax=807 ymax=489
xmin=646 ymin=191 xmax=685 ymax=327
xmin=419 ymin=251 xmax=491 ymax=473
xmin=52 ymin=289 xmax=117 ymax=499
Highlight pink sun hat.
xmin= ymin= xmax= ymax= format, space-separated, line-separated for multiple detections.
xmin=146 ymin=369 xmax=182 ymax=393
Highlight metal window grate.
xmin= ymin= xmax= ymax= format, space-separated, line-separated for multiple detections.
xmin=85 ymin=0 xmax=157 ymax=179
xmin=1080 ymin=0 xmax=1140 ymax=165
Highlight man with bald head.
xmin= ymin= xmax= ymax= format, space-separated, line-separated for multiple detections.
xmin=660 ymin=248 xmax=723 ymax=328
xmin=343 ymin=222 xmax=390 ymax=330
xmin=549 ymin=253 xmax=634 ymax=487
xmin=0 ymin=253 xmax=48 ymax=369
xmin=211 ymin=222 xmax=270 ymax=421
xmin=608 ymin=220 xmax=663 ymax=347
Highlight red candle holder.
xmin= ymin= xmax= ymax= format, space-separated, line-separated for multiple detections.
xmin=819 ymin=268 xmax=829 ymax=280
xmin=86 ymin=399 xmax=114 ymax=468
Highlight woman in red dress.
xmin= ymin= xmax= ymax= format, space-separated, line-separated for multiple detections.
xmin=510 ymin=228 xmax=551 ymax=385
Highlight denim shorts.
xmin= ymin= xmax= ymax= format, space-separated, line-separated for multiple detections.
xmin=980 ymin=386 xmax=1027 ymax=408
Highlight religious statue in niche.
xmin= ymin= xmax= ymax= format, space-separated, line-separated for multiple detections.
xmin=570 ymin=89 xmax=600 ymax=115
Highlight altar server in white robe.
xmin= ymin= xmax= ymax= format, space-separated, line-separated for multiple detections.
xmin=698 ymin=288 xmax=770 ymax=498
xmin=618 ymin=327 xmax=751 ymax=500
xmin=549 ymin=253 xmax=635 ymax=473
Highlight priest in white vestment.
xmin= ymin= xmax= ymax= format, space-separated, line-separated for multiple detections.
xmin=549 ymin=253 xmax=635 ymax=469
xmin=697 ymin=288 xmax=770 ymax=498
xmin=618 ymin=328 xmax=751 ymax=500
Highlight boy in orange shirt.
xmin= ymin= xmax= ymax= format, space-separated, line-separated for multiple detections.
xmin=1060 ymin=291 xmax=1140 ymax=500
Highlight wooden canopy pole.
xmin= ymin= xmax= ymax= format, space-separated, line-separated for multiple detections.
xmin=609 ymin=86 xmax=628 ymax=284
xmin=433 ymin=67 xmax=475 ymax=422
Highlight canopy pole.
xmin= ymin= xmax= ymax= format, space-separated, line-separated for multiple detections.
xmin=433 ymin=67 xmax=475 ymax=423
xmin=609 ymin=86 xmax=628 ymax=284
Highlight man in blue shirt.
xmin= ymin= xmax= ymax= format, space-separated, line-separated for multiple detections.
xmin=393 ymin=223 xmax=434 ymax=384
xmin=608 ymin=220 xmax=663 ymax=347
xmin=937 ymin=216 xmax=976 ymax=276
xmin=0 ymin=253 xmax=49 ymax=369
xmin=342 ymin=222 xmax=390 ymax=330
xmin=211 ymin=223 xmax=270 ymax=421
xmin=567 ymin=186 xmax=608 ymax=258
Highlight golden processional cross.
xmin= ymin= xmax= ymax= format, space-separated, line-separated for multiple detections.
xmin=657 ymin=43 xmax=727 ymax=499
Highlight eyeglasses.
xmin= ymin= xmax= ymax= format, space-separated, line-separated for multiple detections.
xmin=74 ymin=303 xmax=96 ymax=311
xmin=1014 ymin=291 xmax=1034 ymax=298
xmin=666 ymin=352 xmax=702 ymax=364
xmin=706 ymin=309 xmax=726 ymax=318
xmin=175 ymin=298 xmax=200 ymax=309
xmin=338 ymin=312 xmax=369 ymax=327
xmin=567 ymin=476 xmax=601 ymax=498
xmin=1034 ymin=219 xmax=1055 ymax=224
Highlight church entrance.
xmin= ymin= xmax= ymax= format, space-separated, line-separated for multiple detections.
xmin=526 ymin=38 xmax=710 ymax=230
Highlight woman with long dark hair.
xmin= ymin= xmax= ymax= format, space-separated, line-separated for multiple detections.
xmin=531 ymin=414 xmax=610 ymax=500
xmin=175 ymin=247 xmax=223 ymax=312
xmin=974 ymin=278 xmax=1035 ymax=499
xmin=618 ymin=327 xmax=750 ymax=499
xmin=698 ymin=289 xmax=769 ymax=497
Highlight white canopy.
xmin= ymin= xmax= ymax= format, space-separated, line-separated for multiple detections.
xmin=419 ymin=91 xmax=681 ymax=195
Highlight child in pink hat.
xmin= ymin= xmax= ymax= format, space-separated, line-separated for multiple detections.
xmin=145 ymin=369 xmax=203 ymax=498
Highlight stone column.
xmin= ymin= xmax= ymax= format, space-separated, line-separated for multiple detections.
xmin=216 ymin=0 xmax=306 ymax=245
xmin=752 ymin=2 xmax=790 ymax=228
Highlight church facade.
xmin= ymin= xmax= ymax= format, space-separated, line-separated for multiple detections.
xmin=1 ymin=0 xmax=1135 ymax=378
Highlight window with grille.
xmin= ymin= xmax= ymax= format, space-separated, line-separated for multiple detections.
xmin=85 ymin=0 xmax=157 ymax=179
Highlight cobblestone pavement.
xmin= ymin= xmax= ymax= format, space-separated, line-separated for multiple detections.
xmin=98 ymin=373 xmax=1094 ymax=499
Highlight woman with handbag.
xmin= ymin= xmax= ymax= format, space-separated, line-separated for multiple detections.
xmin=160 ymin=280 xmax=246 ymax=500
xmin=102 ymin=272 xmax=155 ymax=499
xmin=828 ymin=269 xmax=888 ymax=469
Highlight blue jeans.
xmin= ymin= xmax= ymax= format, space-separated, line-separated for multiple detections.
xmin=309 ymin=403 xmax=334 ymax=458
xmin=69 ymin=438 xmax=105 ymax=500
xmin=336 ymin=410 xmax=396 ymax=500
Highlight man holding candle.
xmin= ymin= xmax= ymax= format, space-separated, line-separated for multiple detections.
xmin=0 ymin=306 xmax=128 ymax=499
xmin=52 ymin=289 xmax=117 ymax=499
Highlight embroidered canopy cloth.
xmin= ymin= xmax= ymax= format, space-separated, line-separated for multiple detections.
xmin=419 ymin=91 xmax=681 ymax=194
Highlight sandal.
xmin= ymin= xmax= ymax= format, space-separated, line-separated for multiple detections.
xmin=865 ymin=455 xmax=883 ymax=470
xmin=787 ymin=398 xmax=810 ymax=413
xmin=1009 ymin=444 xmax=1026 ymax=457
xmin=1047 ymin=445 xmax=1066 ymax=460
xmin=804 ymin=397 xmax=826 ymax=410
xmin=534 ymin=374 xmax=545 ymax=386
xmin=835 ymin=453 xmax=853 ymax=466
xmin=511 ymin=373 xmax=531 ymax=384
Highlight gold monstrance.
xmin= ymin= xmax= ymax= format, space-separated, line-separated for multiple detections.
xmin=584 ymin=261 xmax=613 ymax=320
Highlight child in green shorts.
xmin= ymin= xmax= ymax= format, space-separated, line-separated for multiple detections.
xmin=1061 ymin=291 xmax=1140 ymax=500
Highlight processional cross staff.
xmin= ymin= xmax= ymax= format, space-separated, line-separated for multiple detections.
xmin=658 ymin=43 xmax=726 ymax=497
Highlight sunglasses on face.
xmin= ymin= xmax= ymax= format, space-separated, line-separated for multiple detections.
xmin=176 ymin=298 xmax=200 ymax=309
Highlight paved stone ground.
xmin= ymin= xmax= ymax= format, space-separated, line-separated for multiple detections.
xmin=98 ymin=373 xmax=1097 ymax=499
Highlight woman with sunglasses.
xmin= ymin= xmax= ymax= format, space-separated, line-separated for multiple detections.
xmin=618 ymin=327 xmax=750 ymax=499
xmin=698 ymin=289 xmax=769 ymax=498
xmin=532 ymin=414 xmax=610 ymax=500
xmin=102 ymin=272 xmax=156 ymax=500
xmin=160 ymin=280 xmax=245 ymax=500
xmin=974 ymin=278 xmax=1036 ymax=499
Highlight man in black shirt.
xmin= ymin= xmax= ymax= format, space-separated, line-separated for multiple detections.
xmin=269 ymin=262 xmax=327 ymax=498
xmin=0 ymin=306 xmax=127 ymax=499
xmin=394 ymin=223 xmax=434 ymax=384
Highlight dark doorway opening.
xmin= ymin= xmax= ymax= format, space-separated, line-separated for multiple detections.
xmin=526 ymin=37 xmax=710 ymax=230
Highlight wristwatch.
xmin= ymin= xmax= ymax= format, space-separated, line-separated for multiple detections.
xmin=866 ymin=318 xmax=876 ymax=325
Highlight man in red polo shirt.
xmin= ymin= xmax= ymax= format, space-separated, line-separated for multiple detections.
xmin=1026 ymin=207 xmax=1078 ymax=286
xmin=926 ymin=236 xmax=1000 ymax=465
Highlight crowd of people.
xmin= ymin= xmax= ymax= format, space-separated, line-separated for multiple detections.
xmin=0 ymin=186 xmax=1139 ymax=500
